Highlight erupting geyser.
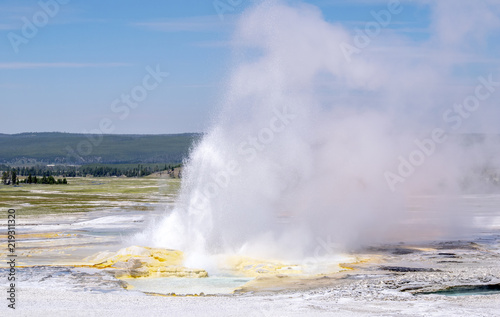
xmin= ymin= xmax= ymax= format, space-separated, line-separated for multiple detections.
xmin=138 ymin=0 xmax=500 ymax=269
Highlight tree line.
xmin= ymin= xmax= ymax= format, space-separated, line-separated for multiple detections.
xmin=1 ymin=170 xmax=67 ymax=185
xmin=0 ymin=163 xmax=181 ymax=181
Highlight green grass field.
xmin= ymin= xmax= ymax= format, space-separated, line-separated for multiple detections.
xmin=0 ymin=177 xmax=181 ymax=216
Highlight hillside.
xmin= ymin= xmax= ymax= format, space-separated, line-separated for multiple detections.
xmin=0 ymin=132 xmax=202 ymax=165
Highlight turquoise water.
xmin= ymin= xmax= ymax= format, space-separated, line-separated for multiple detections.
xmin=420 ymin=284 xmax=500 ymax=296
xmin=123 ymin=277 xmax=254 ymax=295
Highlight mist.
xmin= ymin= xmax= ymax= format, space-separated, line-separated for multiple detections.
xmin=140 ymin=0 xmax=500 ymax=265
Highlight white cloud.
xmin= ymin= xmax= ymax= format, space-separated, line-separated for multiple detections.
xmin=430 ymin=0 xmax=500 ymax=48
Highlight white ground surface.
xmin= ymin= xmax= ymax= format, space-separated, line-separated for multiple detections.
xmin=3 ymin=194 xmax=500 ymax=316
xmin=3 ymin=287 xmax=500 ymax=317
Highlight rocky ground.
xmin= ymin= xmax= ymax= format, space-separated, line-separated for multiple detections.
xmin=3 ymin=236 xmax=500 ymax=316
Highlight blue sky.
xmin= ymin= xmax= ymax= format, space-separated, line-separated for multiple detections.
xmin=0 ymin=0 xmax=494 ymax=134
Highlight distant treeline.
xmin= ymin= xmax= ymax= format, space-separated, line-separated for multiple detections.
xmin=23 ymin=175 xmax=67 ymax=185
xmin=0 ymin=163 xmax=181 ymax=178
xmin=2 ymin=170 xmax=67 ymax=185
xmin=0 ymin=132 xmax=200 ymax=165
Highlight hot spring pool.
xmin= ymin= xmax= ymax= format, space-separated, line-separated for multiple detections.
xmin=419 ymin=284 xmax=500 ymax=297
xmin=122 ymin=277 xmax=254 ymax=295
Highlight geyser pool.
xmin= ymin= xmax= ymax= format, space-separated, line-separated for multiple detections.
xmin=122 ymin=277 xmax=254 ymax=296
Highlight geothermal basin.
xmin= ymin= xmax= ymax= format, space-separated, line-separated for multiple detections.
xmin=2 ymin=193 xmax=500 ymax=304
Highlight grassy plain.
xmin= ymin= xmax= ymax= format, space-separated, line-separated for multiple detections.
xmin=0 ymin=177 xmax=181 ymax=216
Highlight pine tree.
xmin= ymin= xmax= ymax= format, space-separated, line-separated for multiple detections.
xmin=48 ymin=176 xmax=55 ymax=184
xmin=11 ymin=170 xmax=17 ymax=185
xmin=2 ymin=171 xmax=8 ymax=185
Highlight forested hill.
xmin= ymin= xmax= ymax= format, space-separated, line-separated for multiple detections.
xmin=0 ymin=132 xmax=202 ymax=165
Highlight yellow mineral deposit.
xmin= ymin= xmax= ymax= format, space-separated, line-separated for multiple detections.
xmin=86 ymin=246 xmax=208 ymax=279
xmin=221 ymin=255 xmax=304 ymax=277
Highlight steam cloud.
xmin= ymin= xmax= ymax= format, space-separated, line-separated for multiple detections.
xmin=141 ymin=0 xmax=500 ymax=264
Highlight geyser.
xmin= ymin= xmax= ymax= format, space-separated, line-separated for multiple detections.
xmin=141 ymin=0 xmax=500 ymax=267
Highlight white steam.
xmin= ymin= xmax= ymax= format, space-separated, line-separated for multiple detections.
xmin=141 ymin=0 xmax=500 ymax=264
